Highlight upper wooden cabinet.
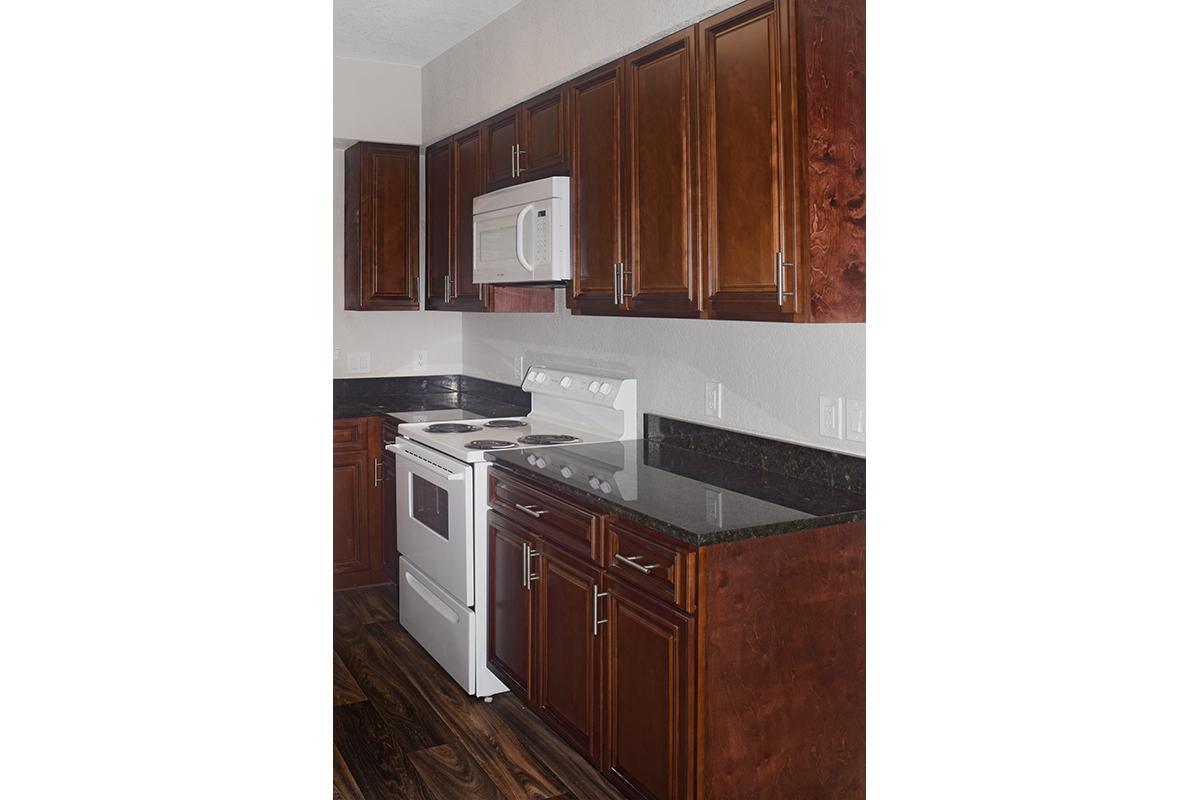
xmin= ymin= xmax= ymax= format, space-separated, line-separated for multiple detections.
xmin=425 ymin=130 xmax=557 ymax=313
xmin=484 ymin=86 xmax=571 ymax=192
xmin=568 ymin=61 xmax=626 ymax=315
xmin=343 ymin=142 xmax=420 ymax=310
xmin=699 ymin=0 xmax=865 ymax=322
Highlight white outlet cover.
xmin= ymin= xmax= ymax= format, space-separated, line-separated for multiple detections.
xmin=704 ymin=382 xmax=722 ymax=418
xmin=332 ymin=346 xmax=340 ymax=361
xmin=819 ymin=396 xmax=844 ymax=439
xmin=846 ymin=398 xmax=866 ymax=443
xmin=347 ymin=352 xmax=370 ymax=374
xmin=415 ymin=350 xmax=428 ymax=368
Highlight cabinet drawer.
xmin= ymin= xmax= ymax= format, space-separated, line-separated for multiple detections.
xmin=333 ymin=418 xmax=369 ymax=452
xmin=606 ymin=517 xmax=697 ymax=613
xmin=489 ymin=470 xmax=603 ymax=565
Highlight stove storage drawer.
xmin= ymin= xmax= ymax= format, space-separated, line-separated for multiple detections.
xmin=605 ymin=516 xmax=697 ymax=613
xmin=489 ymin=469 xmax=603 ymax=566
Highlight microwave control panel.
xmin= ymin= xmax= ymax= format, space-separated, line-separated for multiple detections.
xmin=533 ymin=209 xmax=550 ymax=265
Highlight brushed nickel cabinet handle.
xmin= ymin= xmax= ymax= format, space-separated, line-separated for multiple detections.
xmin=515 ymin=145 xmax=525 ymax=177
xmin=373 ymin=458 xmax=383 ymax=487
xmin=510 ymin=145 xmax=516 ymax=178
xmin=613 ymin=263 xmax=620 ymax=305
xmin=521 ymin=541 xmax=529 ymax=588
xmin=775 ymin=251 xmax=796 ymax=307
xmin=614 ymin=553 xmax=659 ymax=574
xmin=592 ymin=584 xmax=609 ymax=636
xmin=527 ymin=548 xmax=540 ymax=584
xmin=444 ymin=274 xmax=452 ymax=301
xmin=516 ymin=503 xmax=548 ymax=518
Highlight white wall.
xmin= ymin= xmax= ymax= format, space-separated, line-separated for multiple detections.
xmin=462 ymin=294 xmax=865 ymax=456
xmin=426 ymin=0 xmax=865 ymax=454
xmin=333 ymin=56 xmax=463 ymax=378
xmin=422 ymin=0 xmax=742 ymax=144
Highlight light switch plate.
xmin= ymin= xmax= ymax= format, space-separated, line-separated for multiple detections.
xmin=704 ymin=382 xmax=722 ymax=418
xmin=415 ymin=350 xmax=428 ymax=368
xmin=332 ymin=346 xmax=340 ymax=361
xmin=846 ymin=398 xmax=866 ymax=443
xmin=347 ymin=352 xmax=370 ymax=374
xmin=819 ymin=396 xmax=843 ymax=438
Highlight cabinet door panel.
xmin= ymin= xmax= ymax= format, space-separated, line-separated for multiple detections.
xmin=625 ymin=29 xmax=700 ymax=317
xmin=333 ymin=450 xmax=371 ymax=575
xmin=699 ymin=0 xmax=797 ymax=319
xmin=483 ymin=109 xmax=520 ymax=191
xmin=451 ymin=127 xmax=487 ymax=310
xmin=603 ymin=578 xmax=695 ymax=800
xmin=537 ymin=545 xmax=603 ymax=764
xmin=521 ymin=86 xmax=570 ymax=179
xmin=425 ymin=138 xmax=452 ymax=309
xmin=344 ymin=143 xmax=419 ymax=310
xmin=486 ymin=512 xmax=537 ymax=700
xmin=569 ymin=61 xmax=625 ymax=314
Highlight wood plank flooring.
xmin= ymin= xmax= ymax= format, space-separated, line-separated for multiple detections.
xmin=333 ymin=586 xmax=624 ymax=800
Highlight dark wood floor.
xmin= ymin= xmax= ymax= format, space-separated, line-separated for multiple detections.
xmin=334 ymin=585 xmax=624 ymax=800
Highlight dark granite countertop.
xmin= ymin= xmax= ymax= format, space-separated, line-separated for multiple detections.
xmin=333 ymin=375 xmax=531 ymax=421
xmin=333 ymin=396 xmax=528 ymax=421
xmin=485 ymin=439 xmax=865 ymax=547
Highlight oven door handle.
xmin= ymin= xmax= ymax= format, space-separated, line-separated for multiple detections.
xmin=386 ymin=444 xmax=467 ymax=481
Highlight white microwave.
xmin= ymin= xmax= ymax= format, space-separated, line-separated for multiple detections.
xmin=472 ymin=176 xmax=571 ymax=283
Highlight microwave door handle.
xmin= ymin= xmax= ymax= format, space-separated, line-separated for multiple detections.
xmin=514 ymin=203 xmax=536 ymax=272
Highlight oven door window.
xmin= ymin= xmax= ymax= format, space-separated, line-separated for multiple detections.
xmin=411 ymin=474 xmax=450 ymax=540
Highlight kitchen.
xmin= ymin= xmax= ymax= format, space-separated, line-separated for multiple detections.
xmin=9 ymin=1 xmax=1197 ymax=798
xmin=334 ymin=1 xmax=865 ymax=797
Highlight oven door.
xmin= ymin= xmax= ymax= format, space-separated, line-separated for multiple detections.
xmin=387 ymin=441 xmax=474 ymax=606
xmin=473 ymin=203 xmax=537 ymax=283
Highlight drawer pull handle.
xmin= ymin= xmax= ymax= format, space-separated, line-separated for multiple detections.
xmin=516 ymin=503 xmax=548 ymax=518
xmin=614 ymin=553 xmax=659 ymax=574
xmin=592 ymin=584 xmax=609 ymax=636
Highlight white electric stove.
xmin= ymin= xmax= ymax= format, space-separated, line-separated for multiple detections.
xmin=385 ymin=365 xmax=636 ymax=697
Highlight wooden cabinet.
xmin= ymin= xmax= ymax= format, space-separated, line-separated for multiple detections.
xmin=603 ymin=577 xmax=695 ymax=800
xmin=484 ymin=86 xmax=571 ymax=192
xmin=486 ymin=511 xmax=539 ymax=701
xmin=343 ymin=142 xmax=420 ymax=310
xmin=379 ymin=418 xmax=399 ymax=584
xmin=698 ymin=0 xmax=865 ymax=322
xmin=333 ymin=417 xmax=391 ymax=590
xmin=424 ymin=129 xmax=556 ymax=313
xmin=568 ymin=61 xmax=626 ymax=315
xmin=536 ymin=543 xmax=604 ymax=764
xmin=486 ymin=464 xmax=865 ymax=799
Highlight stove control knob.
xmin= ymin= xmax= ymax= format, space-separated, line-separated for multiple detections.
xmin=535 ymin=371 xmax=547 ymax=383
xmin=559 ymin=376 xmax=573 ymax=389
xmin=599 ymin=382 xmax=612 ymax=395
xmin=587 ymin=380 xmax=600 ymax=393
xmin=560 ymin=466 xmax=574 ymax=478
xmin=526 ymin=455 xmax=538 ymax=466
xmin=599 ymin=480 xmax=612 ymax=494
xmin=535 ymin=457 xmax=547 ymax=468
xmin=588 ymin=476 xmax=601 ymax=489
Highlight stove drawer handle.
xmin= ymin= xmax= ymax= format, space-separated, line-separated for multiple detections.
xmin=614 ymin=553 xmax=659 ymax=574
xmin=515 ymin=503 xmax=548 ymax=519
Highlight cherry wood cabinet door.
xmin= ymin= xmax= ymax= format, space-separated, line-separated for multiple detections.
xmin=343 ymin=142 xmax=420 ymax=310
xmin=333 ymin=449 xmax=372 ymax=577
xmin=568 ymin=60 xmax=626 ymax=315
xmin=424 ymin=138 xmax=452 ymax=310
xmin=536 ymin=544 xmax=604 ymax=765
xmin=482 ymin=108 xmax=521 ymax=192
xmin=603 ymin=577 xmax=695 ymax=800
xmin=450 ymin=126 xmax=488 ymax=311
xmin=520 ymin=85 xmax=570 ymax=180
xmin=699 ymin=0 xmax=800 ymax=321
xmin=624 ymin=28 xmax=701 ymax=318
xmin=486 ymin=512 xmax=538 ymax=701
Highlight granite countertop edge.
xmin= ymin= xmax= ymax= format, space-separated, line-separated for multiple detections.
xmin=485 ymin=455 xmax=866 ymax=547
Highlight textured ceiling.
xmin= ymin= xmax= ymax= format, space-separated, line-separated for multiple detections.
xmin=334 ymin=0 xmax=527 ymax=66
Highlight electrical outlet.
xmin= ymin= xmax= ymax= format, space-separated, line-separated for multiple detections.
xmin=819 ymin=396 xmax=843 ymax=439
xmin=846 ymin=398 xmax=866 ymax=443
xmin=347 ymin=352 xmax=370 ymax=374
xmin=332 ymin=346 xmax=340 ymax=361
xmin=704 ymin=382 xmax=722 ymax=418
xmin=415 ymin=350 xmax=428 ymax=368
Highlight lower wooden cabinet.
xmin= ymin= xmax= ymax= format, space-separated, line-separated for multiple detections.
xmin=486 ymin=512 xmax=538 ymax=700
xmin=537 ymin=543 xmax=604 ymax=764
xmin=333 ymin=417 xmax=393 ymax=590
xmin=603 ymin=576 xmax=695 ymax=800
xmin=487 ymin=465 xmax=865 ymax=800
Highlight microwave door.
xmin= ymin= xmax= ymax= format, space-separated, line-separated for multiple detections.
xmin=473 ymin=204 xmax=535 ymax=283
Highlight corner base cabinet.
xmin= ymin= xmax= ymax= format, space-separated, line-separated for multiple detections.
xmin=486 ymin=466 xmax=865 ymax=800
xmin=333 ymin=417 xmax=396 ymax=590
